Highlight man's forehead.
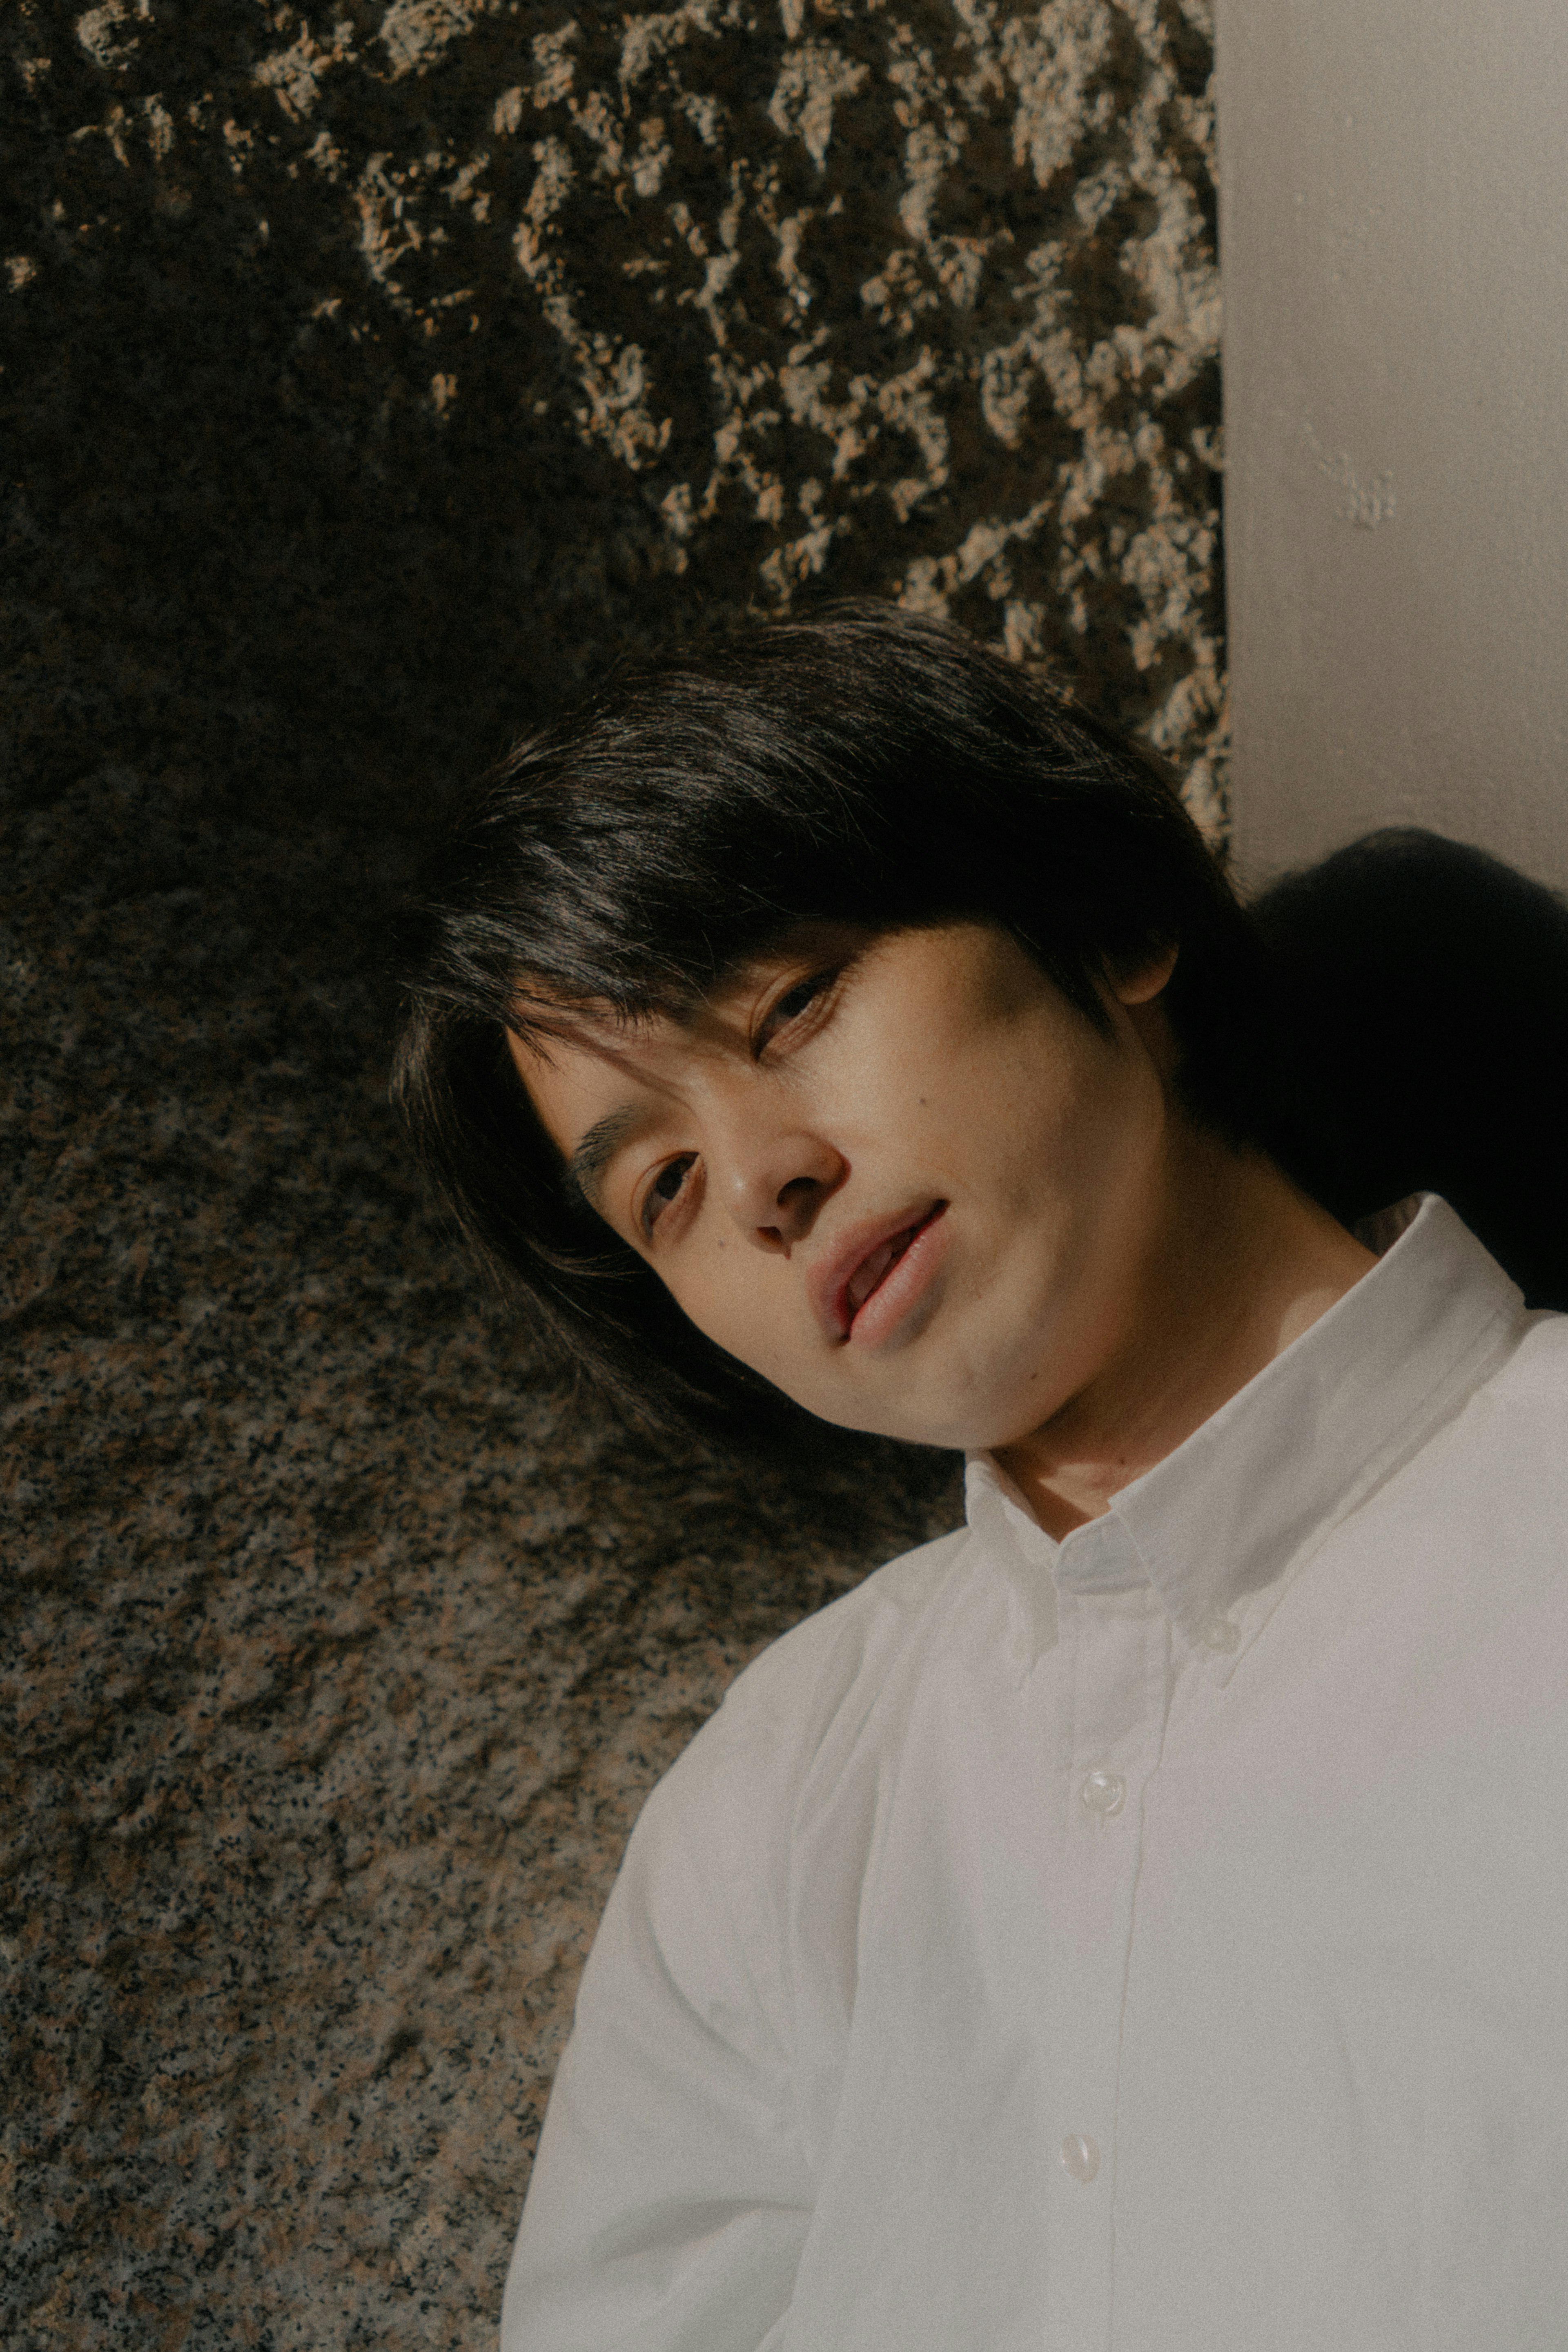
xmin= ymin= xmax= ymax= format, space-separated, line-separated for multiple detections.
xmin=504 ymin=919 xmax=884 ymax=1159
xmin=506 ymin=992 xmax=736 ymax=1081
xmin=504 ymin=1005 xmax=714 ymax=1196
xmin=508 ymin=921 xmax=880 ymax=1053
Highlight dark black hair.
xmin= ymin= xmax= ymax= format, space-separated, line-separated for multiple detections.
xmin=1252 ymin=827 xmax=1568 ymax=1313
xmin=393 ymin=601 xmax=1270 ymax=1447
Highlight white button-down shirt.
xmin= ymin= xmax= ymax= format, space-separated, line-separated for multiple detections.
xmin=503 ymin=1197 xmax=1568 ymax=2350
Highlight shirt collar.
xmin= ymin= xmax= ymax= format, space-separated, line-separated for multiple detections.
xmin=966 ymin=1195 xmax=1523 ymax=1652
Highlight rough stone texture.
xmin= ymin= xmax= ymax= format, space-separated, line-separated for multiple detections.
xmin=4 ymin=0 xmax=1224 ymax=816
xmin=2 ymin=775 xmax=963 ymax=2347
xmin=2 ymin=2 xmax=1221 ymax=2343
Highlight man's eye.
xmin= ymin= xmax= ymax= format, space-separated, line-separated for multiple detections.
xmin=764 ymin=970 xmax=835 ymax=1039
xmin=641 ymin=1155 xmax=694 ymax=1235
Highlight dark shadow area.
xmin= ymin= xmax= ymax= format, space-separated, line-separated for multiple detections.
xmin=1254 ymin=828 xmax=1568 ymax=1312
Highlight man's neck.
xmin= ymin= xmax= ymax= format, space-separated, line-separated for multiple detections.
xmin=993 ymin=1140 xmax=1379 ymax=1543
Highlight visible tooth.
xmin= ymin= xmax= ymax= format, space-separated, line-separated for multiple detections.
xmin=848 ymin=1239 xmax=897 ymax=1313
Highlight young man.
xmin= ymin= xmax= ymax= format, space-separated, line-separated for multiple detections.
xmin=396 ymin=608 xmax=1568 ymax=2350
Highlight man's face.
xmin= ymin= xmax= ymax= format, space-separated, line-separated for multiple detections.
xmin=511 ymin=921 xmax=1178 ymax=1454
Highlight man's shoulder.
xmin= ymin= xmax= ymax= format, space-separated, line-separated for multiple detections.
xmin=1362 ymin=1305 xmax=1568 ymax=1573
xmin=734 ymin=1516 xmax=973 ymax=1704
xmin=1498 ymin=1305 xmax=1568 ymax=1389
xmin=648 ymin=1517 xmax=975 ymax=1829
xmin=1462 ymin=1304 xmax=1568 ymax=1489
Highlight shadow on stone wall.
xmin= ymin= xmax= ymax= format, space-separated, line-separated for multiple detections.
xmin=2 ymin=2 xmax=1220 ymax=2343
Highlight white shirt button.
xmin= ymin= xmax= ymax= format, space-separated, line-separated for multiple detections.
xmin=1203 ymin=1613 xmax=1240 ymax=1652
xmin=1079 ymin=1768 xmax=1126 ymax=1820
xmin=1060 ymin=2132 xmax=1100 ymax=2183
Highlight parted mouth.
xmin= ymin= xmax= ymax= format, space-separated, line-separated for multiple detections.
xmin=811 ymin=1202 xmax=948 ymax=1342
xmin=846 ymin=1226 xmax=918 ymax=1314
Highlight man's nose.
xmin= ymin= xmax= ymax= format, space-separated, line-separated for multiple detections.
xmin=719 ymin=1129 xmax=846 ymax=1249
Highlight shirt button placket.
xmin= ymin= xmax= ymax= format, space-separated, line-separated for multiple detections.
xmin=1045 ymin=1581 xmax=1167 ymax=2351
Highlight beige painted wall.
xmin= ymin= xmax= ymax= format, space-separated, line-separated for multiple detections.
xmin=1218 ymin=0 xmax=1568 ymax=892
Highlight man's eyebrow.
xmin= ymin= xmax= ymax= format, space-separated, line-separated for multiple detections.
xmin=564 ymin=1102 xmax=647 ymax=1215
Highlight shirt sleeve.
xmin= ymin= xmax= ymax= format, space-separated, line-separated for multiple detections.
xmin=499 ymin=1704 xmax=813 ymax=2352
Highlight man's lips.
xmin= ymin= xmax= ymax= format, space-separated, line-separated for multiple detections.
xmin=809 ymin=1203 xmax=948 ymax=1342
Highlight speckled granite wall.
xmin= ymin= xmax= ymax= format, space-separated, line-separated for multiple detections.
xmin=3 ymin=3 xmax=1221 ymax=2342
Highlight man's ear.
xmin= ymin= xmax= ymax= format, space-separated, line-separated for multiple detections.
xmin=1111 ymin=940 xmax=1180 ymax=1006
